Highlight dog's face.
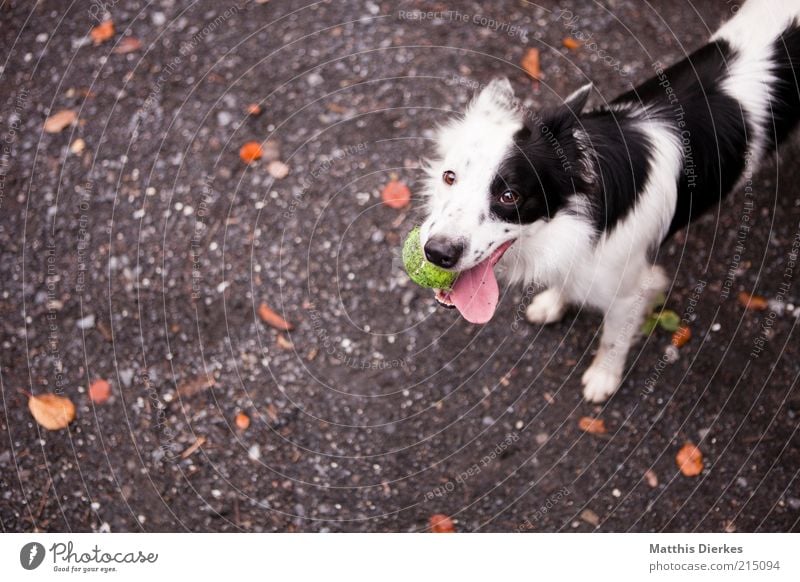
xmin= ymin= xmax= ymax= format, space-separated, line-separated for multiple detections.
xmin=420 ymin=79 xmax=592 ymax=273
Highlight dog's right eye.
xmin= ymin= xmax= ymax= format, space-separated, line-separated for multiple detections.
xmin=442 ymin=170 xmax=456 ymax=185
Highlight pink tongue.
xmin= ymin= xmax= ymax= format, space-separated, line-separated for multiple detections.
xmin=449 ymin=257 xmax=499 ymax=324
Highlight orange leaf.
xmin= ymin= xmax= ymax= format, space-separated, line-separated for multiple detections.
xmin=239 ymin=141 xmax=263 ymax=164
xmin=90 ymin=20 xmax=115 ymax=45
xmin=671 ymin=325 xmax=692 ymax=347
xmin=578 ymin=416 xmax=607 ymax=435
xmin=676 ymin=443 xmax=704 ymax=477
xmin=429 ymin=513 xmax=455 ymax=533
xmin=738 ymin=291 xmax=768 ymax=311
xmin=28 ymin=393 xmax=76 ymax=430
xmin=521 ymin=48 xmax=541 ymax=80
xmin=381 ymin=179 xmax=411 ymax=209
xmin=235 ymin=411 xmax=250 ymax=430
xmin=562 ymin=37 xmax=581 ymax=50
xmin=113 ymin=36 xmax=142 ymax=54
xmin=43 ymin=109 xmax=77 ymax=133
xmin=88 ymin=379 xmax=111 ymax=404
xmin=258 ymin=302 xmax=294 ymax=331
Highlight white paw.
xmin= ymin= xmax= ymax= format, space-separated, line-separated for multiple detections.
xmin=581 ymin=363 xmax=622 ymax=403
xmin=525 ymin=289 xmax=566 ymax=325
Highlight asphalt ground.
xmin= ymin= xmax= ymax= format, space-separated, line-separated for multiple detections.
xmin=1 ymin=0 xmax=799 ymax=532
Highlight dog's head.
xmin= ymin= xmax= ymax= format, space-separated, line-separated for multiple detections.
xmin=419 ymin=78 xmax=592 ymax=323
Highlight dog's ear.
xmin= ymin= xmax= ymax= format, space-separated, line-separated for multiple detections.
xmin=472 ymin=77 xmax=518 ymax=113
xmin=562 ymin=82 xmax=592 ymax=116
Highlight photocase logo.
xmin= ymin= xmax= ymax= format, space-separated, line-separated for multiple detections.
xmin=20 ymin=542 xmax=46 ymax=570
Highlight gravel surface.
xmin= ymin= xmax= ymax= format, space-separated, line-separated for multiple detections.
xmin=1 ymin=0 xmax=798 ymax=532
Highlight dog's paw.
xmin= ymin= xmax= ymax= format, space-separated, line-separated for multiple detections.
xmin=525 ymin=289 xmax=566 ymax=325
xmin=581 ymin=363 xmax=622 ymax=403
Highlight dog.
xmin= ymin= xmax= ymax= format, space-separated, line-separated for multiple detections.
xmin=419 ymin=0 xmax=800 ymax=402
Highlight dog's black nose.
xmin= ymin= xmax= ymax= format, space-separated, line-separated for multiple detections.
xmin=424 ymin=237 xmax=464 ymax=269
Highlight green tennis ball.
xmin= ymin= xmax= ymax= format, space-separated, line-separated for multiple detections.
xmin=402 ymin=226 xmax=458 ymax=290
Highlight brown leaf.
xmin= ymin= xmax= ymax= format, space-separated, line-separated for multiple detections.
xmin=180 ymin=436 xmax=206 ymax=459
xmin=521 ymin=48 xmax=541 ymax=80
xmin=235 ymin=411 xmax=251 ymax=430
xmin=267 ymin=160 xmax=290 ymax=179
xmin=579 ymin=508 xmax=600 ymax=527
xmin=43 ymin=109 xmax=77 ymax=133
xmin=578 ymin=416 xmax=607 ymax=435
xmin=88 ymin=379 xmax=111 ymax=404
xmin=265 ymin=403 xmax=279 ymax=423
xmin=113 ymin=36 xmax=142 ymax=54
xmin=276 ymin=333 xmax=294 ymax=350
xmin=644 ymin=469 xmax=659 ymax=488
xmin=562 ymin=37 xmax=581 ymax=50
xmin=429 ymin=513 xmax=455 ymax=533
xmin=258 ymin=302 xmax=293 ymax=331
xmin=381 ymin=179 xmax=411 ymax=209
xmin=28 ymin=393 xmax=76 ymax=430
xmin=676 ymin=443 xmax=704 ymax=477
xmin=239 ymin=141 xmax=263 ymax=164
xmin=177 ymin=374 xmax=216 ymax=398
xmin=671 ymin=325 xmax=692 ymax=348
xmin=90 ymin=20 xmax=115 ymax=45
xmin=738 ymin=291 xmax=769 ymax=311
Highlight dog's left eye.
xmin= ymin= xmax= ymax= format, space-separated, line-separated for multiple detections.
xmin=442 ymin=170 xmax=456 ymax=185
xmin=499 ymin=190 xmax=520 ymax=205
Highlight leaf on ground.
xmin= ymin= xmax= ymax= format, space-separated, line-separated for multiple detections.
xmin=180 ymin=436 xmax=206 ymax=459
xmin=676 ymin=442 xmax=704 ymax=477
xmin=258 ymin=302 xmax=294 ymax=331
xmin=28 ymin=393 xmax=76 ymax=430
xmin=562 ymin=37 xmax=581 ymax=50
xmin=276 ymin=333 xmax=294 ymax=350
xmin=44 ymin=109 xmax=77 ymax=133
xmin=579 ymin=508 xmax=600 ymax=527
xmin=265 ymin=403 xmax=279 ymax=423
xmin=90 ymin=20 xmax=115 ymax=45
xmin=239 ymin=141 xmax=263 ymax=164
xmin=671 ymin=325 xmax=692 ymax=348
xmin=738 ymin=291 xmax=769 ymax=311
xmin=246 ymin=103 xmax=262 ymax=116
xmin=578 ymin=416 xmax=607 ymax=435
xmin=657 ymin=310 xmax=681 ymax=332
xmin=235 ymin=411 xmax=250 ymax=430
xmin=381 ymin=179 xmax=411 ymax=209
xmin=642 ymin=314 xmax=660 ymax=335
xmin=113 ymin=36 xmax=142 ymax=54
xmin=177 ymin=374 xmax=216 ymax=398
xmin=267 ymin=160 xmax=290 ymax=179
xmin=644 ymin=469 xmax=659 ymax=488
xmin=521 ymin=48 xmax=541 ymax=79
xmin=88 ymin=379 xmax=111 ymax=404
xmin=429 ymin=513 xmax=455 ymax=533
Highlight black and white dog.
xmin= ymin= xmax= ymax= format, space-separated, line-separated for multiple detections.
xmin=419 ymin=0 xmax=800 ymax=402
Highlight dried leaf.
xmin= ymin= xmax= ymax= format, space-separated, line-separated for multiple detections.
xmin=177 ymin=374 xmax=216 ymax=398
xmin=738 ymin=291 xmax=769 ymax=311
xmin=267 ymin=160 xmax=290 ymax=179
xmin=429 ymin=513 xmax=455 ymax=533
xmin=90 ymin=20 xmax=115 ymax=45
xmin=381 ymin=179 xmax=411 ymax=209
xmin=676 ymin=443 xmax=704 ymax=477
xmin=239 ymin=141 xmax=263 ymax=164
xmin=521 ymin=48 xmax=541 ymax=80
xmin=671 ymin=325 xmax=692 ymax=348
xmin=235 ymin=411 xmax=250 ymax=430
xmin=69 ymin=138 xmax=86 ymax=154
xmin=246 ymin=103 xmax=262 ymax=116
xmin=644 ymin=469 xmax=659 ymax=488
xmin=562 ymin=37 xmax=581 ymax=50
xmin=113 ymin=36 xmax=142 ymax=54
xmin=88 ymin=379 xmax=111 ymax=404
xmin=258 ymin=302 xmax=294 ymax=331
xmin=579 ymin=508 xmax=600 ymax=527
xmin=276 ymin=333 xmax=294 ymax=350
xmin=43 ymin=109 xmax=77 ymax=133
xmin=265 ymin=403 xmax=279 ymax=423
xmin=28 ymin=393 xmax=76 ymax=430
xmin=578 ymin=416 xmax=607 ymax=435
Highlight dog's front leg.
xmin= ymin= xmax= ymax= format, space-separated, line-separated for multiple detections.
xmin=581 ymin=266 xmax=667 ymax=402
